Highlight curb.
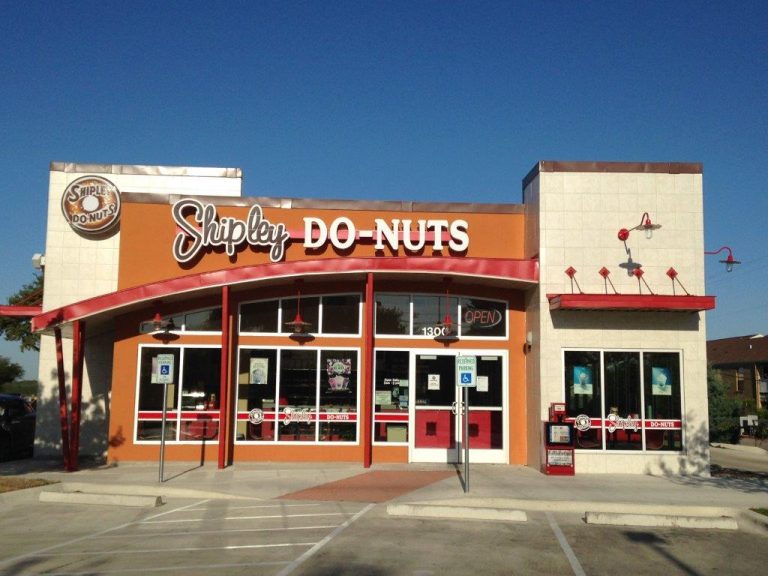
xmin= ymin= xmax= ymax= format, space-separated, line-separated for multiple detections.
xmin=410 ymin=497 xmax=738 ymax=518
xmin=387 ymin=503 xmax=527 ymax=522
xmin=711 ymin=443 xmax=768 ymax=455
xmin=60 ymin=482 xmax=259 ymax=501
xmin=584 ymin=511 xmax=738 ymax=530
xmin=738 ymin=509 xmax=768 ymax=534
xmin=40 ymin=491 xmax=164 ymax=508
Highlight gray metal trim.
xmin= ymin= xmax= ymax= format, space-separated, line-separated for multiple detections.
xmin=120 ymin=193 xmax=524 ymax=213
xmin=50 ymin=162 xmax=242 ymax=178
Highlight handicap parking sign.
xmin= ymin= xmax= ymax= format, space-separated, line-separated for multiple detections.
xmin=456 ymin=355 xmax=477 ymax=387
xmin=155 ymin=354 xmax=174 ymax=384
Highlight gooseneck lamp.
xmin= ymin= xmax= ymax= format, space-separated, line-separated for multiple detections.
xmin=618 ymin=212 xmax=661 ymax=241
xmin=705 ymin=246 xmax=740 ymax=272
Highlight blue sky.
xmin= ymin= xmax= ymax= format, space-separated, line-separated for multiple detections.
xmin=1 ymin=1 xmax=766 ymax=379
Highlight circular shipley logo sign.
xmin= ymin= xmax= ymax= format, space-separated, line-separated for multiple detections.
xmin=61 ymin=176 xmax=121 ymax=235
xmin=574 ymin=414 xmax=592 ymax=432
xmin=248 ymin=408 xmax=264 ymax=425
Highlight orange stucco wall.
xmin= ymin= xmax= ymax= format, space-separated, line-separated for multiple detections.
xmin=117 ymin=202 xmax=525 ymax=289
xmin=107 ymin=199 xmax=529 ymax=465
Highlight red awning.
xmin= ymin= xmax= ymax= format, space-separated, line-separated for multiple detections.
xmin=0 ymin=305 xmax=42 ymax=317
xmin=547 ymin=293 xmax=715 ymax=312
xmin=33 ymin=256 xmax=539 ymax=333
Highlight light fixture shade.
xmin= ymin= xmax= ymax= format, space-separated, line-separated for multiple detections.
xmin=285 ymin=312 xmax=311 ymax=334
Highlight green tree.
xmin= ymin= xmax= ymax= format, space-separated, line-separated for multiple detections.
xmin=707 ymin=366 xmax=740 ymax=443
xmin=0 ymin=356 xmax=24 ymax=385
xmin=0 ymin=274 xmax=42 ymax=352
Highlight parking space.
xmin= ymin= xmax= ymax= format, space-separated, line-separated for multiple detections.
xmin=1 ymin=494 xmax=766 ymax=576
xmin=0 ymin=497 xmax=373 ymax=575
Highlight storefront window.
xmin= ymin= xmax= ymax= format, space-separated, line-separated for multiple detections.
xmin=135 ymin=346 xmax=220 ymax=443
xmin=643 ymin=352 xmax=683 ymax=451
xmin=278 ymin=350 xmax=317 ymax=441
xmin=321 ymin=295 xmax=360 ymax=334
xmin=460 ymin=298 xmax=506 ymax=337
xmin=604 ymin=352 xmax=642 ymax=451
xmin=136 ymin=347 xmax=180 ymax=441
xmin=563 ymin=350 xmax=683 ymax=452
xmin=375 ymin=293 xmax=507 ymax=339
xmin=564 ymin=351 xmax=602 ymax=450
xmin=412 ymin=295 xmax=459 ymax=336
xmin=241 ymin=295 xmax=359 ymax=335
xmin=236 ymin=349 xmax=278 ymax=441
xmin=281 ymin=297 xmax=320 ymax=334
xmin=240 ymin=299 xmax=279 ymax=333
xmin=139 ymin=308 xmax=219 ymax=334
xmin=374 ymin=350 xmax=409 ymax=443
xmin=319 ymin=350 xmax=358 ymax=442
xmin=376 ymin=295 xmax=410 ymax=334
xmin=235 ymin=347 xmax=360 ymax=444
xmin=184 ymin=308 xmax=222 ymax=331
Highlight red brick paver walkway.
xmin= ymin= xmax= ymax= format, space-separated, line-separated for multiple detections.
xmin=278 ymin=470 xmax=455 ymax=503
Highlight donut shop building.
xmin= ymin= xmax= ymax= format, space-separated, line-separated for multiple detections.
xmin=31 ymin=161 xmax=714 ymax=475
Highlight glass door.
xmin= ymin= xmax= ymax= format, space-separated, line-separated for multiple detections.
xmin=410 ymin=352 xmax=506 ymax=463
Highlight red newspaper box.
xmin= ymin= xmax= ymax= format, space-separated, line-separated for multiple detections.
xmin=543 ymin=403 xmax=575 ymax=475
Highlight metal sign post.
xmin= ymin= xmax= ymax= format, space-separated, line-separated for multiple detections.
xmin=159 ymin=381 xmax=168 ymax=483
xmin=456 ymin=355 xmax=477 ymax=494
xmin=155 ymin=354 xmax=175 ymax=483
xmin=464 ymin=385 xmax=470 ymax=492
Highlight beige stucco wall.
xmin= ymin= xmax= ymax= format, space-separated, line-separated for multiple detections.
xmin=527 ymin=166 xmax=710 ymax=475
xmin=35 ymin=164 xmax=242 ymax=457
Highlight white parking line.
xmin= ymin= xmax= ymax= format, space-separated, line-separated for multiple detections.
xmin=35 ymin=560 xmax=291 ymax=575
xmin=140 ymin=511 xmax=352 ymax=524
xmin=182 ymin=503 xmax=323 ymax=511
xmin=36 ymin=542 xmax=317 ymax=557
xmin=92 ymin=524 xmax=339 ymax=539
xmin=546 ymin=512 xmax=586 ymax=576
xmin=276 ymin=503 xmax=375 ymax=576
xmin=0 ymin=499 xmax=210 ymax=570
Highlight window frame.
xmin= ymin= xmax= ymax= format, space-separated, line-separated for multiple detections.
xmin=375 ymin=292 xmax=509 ymax=340
xmin=134 ymin=344 xmax=222 ymax=444
xmin=562 ymin=348 xmax=685 ymax=453
xmin=139 ymin=306 xmax=223 ymax=335
xmin=239 ymin=293 xmax=362 ymax=337
xmin=234 ymin=345 xmax=361 ymax=444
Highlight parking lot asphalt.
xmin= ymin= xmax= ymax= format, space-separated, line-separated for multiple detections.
xmin=0 ymin=448 xmax=766 ymax=575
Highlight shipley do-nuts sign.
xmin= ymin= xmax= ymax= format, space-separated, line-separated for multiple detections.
xmin=61 ymin=176 xmax=121 ymax=235
xmin=171 ymin=198 xmax=470 ymax=263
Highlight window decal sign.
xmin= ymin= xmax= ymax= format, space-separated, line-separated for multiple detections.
xmin=573 ymin=366 xmax=593 ymax=395
xmin=606 ymin=413 xmax=640 ymax=433
xmin=651 ymin=367 xmax=672 ymax=396
xmin=62 ymin=176 xmax=121 ymax=236
xmin=249 ymin=357 xmax=269 ymax=385
xmin=327 ymin=358 xmax=351 ymax=391
xmin=282 ymin=407 xmax=313 ymax=425
xmin=462 ymin=308 xmax=503 ymax=328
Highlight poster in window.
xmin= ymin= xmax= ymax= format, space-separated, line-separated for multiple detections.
xmin=327 ymin=358 xmax=351 ymax=391
xmin=428 ymin=374 xmax=440 ymax=390
xmin=651 ymin=367 xmax=672 ymax=396
xmin=250 ymin=357 xmax=269 ymax=385
xmin=573 ymin=366 xmax=593 ymax=395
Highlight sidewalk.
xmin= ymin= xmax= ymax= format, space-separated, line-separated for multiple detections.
xmin=2 ymin=457 xmax=767 ymax=515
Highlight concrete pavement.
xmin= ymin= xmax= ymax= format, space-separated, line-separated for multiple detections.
xmin=1 ymin=454 xmax=766 ymax=515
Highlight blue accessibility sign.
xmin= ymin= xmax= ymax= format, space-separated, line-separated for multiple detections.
xmin=456 ymin=355 xmax=477 ymax=387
